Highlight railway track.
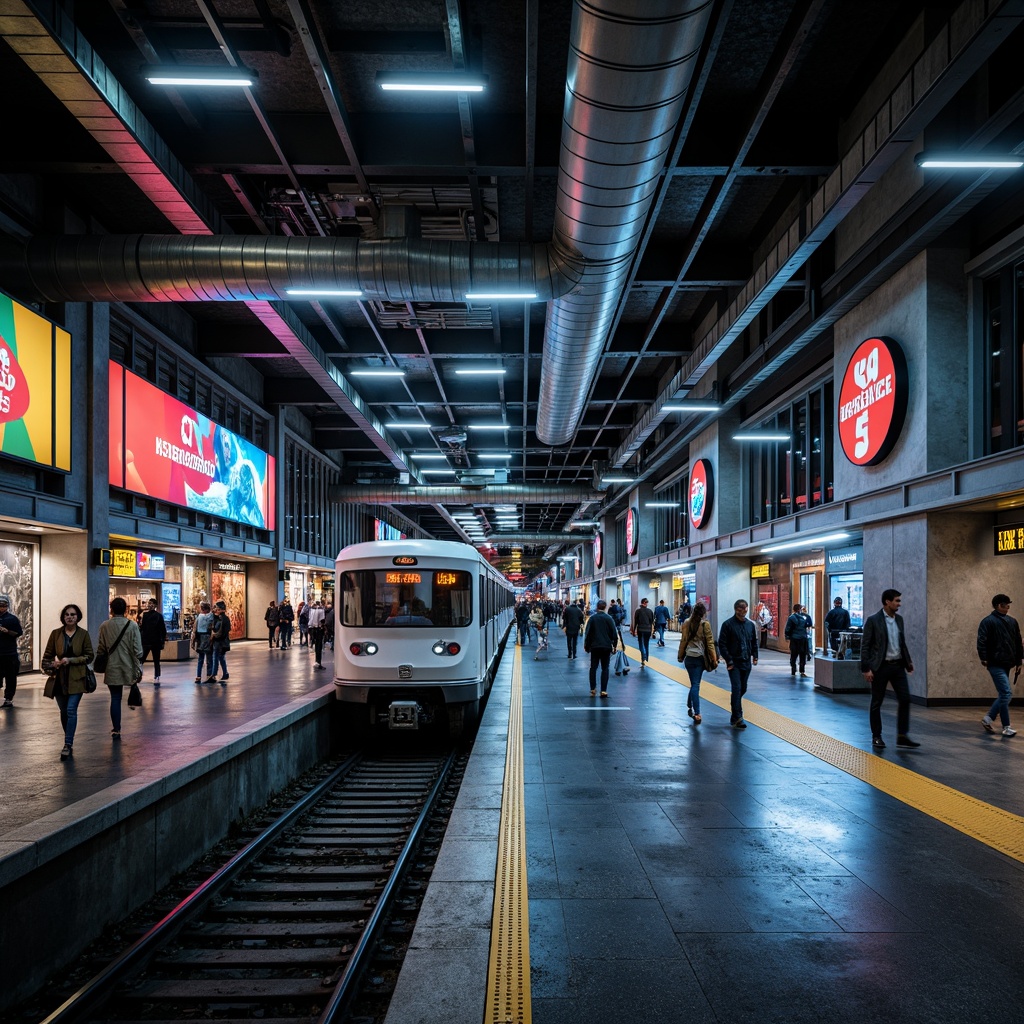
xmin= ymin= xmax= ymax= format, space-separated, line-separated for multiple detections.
xmin=36 ymin=750 xmax=461 ymax=1024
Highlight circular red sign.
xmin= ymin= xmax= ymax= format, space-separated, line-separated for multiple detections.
xmin=625 ymin=507 xmax=638 ymax=555
xmin=688 ymin=458 xmax=714 ymax=530
xmin=593 ymin=531 xmax=603 ymax=569
xmin=838 ymin=336 xmax=908 ymax=466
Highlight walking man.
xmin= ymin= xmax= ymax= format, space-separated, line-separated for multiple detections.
xmin=140 ymin=597 xmax=167 ymax=686
xmin=308 ymin=599 xmax=327 ymax=670
xmin=562 ymin=600 xmax=584 ymax=659
xmin=718 ymin=599 xmax=758 ymax=729
xmin=653 ymin=599 xmax=671 ymax=647
xmin=631 ymin=597 xmax=655 ymax=667
xmin=978 ymin=593 xmax=1022 ymax=737
xmin=861 ymin=589 xmax=918 ymax=749
xmin=583 ymin=599 xmax=618 ymax=697
xmin=785 ymin=602 xmax=811 ymax=675
xmin=0 ymin=595 xmax=24 ymax=708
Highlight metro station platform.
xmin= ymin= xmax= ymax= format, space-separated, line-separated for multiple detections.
xmin=390 ymin=632 xmax=1024 ymax=1024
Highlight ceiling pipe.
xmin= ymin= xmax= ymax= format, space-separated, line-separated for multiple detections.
xmin=477 ymin=533 xmax=595 ymax=545
xmin=327 ymin=484 xmax=602 ymax=504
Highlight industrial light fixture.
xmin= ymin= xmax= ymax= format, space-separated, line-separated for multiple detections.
xmin=350 ymin=368 xmax=405 ymax=377
xmin=409 ymin=453 xmax=447 ymax=460
xmin=733 ymin=432 xmax=791 ymax=442
xmin=143 ymin=64 xmax=258 ymax=88
xmin=663 ymin=403 xmax=720 ymax=413
xmin=286 ymin=288 xmax=363 ymax=297
xmin=570 ymin=520 xmax=599 ymax=527
xmin=385 ymin=422 xmax=433 ymax=430
xmin=420 ymin=469 xmax=457 ymax=476
xmin=478 ymin=453 xmax=512 ymax=461
xmin=645 ymin=502 xmax=681 ymax=508
xmin=455 ymin=368 xmax=506 ymax=376
xmin=376 ymin=71 xmax=487 ymax=93
xmin=760 ymin=531 xmax=851 ymax=554
xmin=465 ymin=291 xmax=538 ymax=300
xmin=915 ymin=152 xmax=1023 ymax=169
xmin=601 ymin=475 xmax=635 ymax=484
xmin=467 ymin=424 xmax=510 ymax=431
xmin=656 ymin=562 xmax=694 ymax=573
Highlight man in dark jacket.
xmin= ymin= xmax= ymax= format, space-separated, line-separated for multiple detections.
xmin=562 ymin=601 xmax=585 ymax=660
xmin=718 ymin=599 xmax=758 ymax=729
xmin=824 ymin=597 xmax=851 ymax=657
xmin=0 ymin=595 xmax=24 ymax=708
xmin=631 ymin=597 xmax=656 ymax=667
xmin=978 ymin=593 xmax=1023 ymax=738
xmin=140 ymin=597 xmax=167 ymax=686
xmin=278 ymin=597 xmax=295 ymax=648
xmin=583 ymin=599 xmax=619 ymax=697
xmin=784 ymin=603 xmax=811 ymax=675
xmin=860 ymin=589 xmax=917 ymax=749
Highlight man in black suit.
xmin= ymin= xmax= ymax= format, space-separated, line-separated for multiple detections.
xmin=860 ymin=588 xmax=918 ymax=750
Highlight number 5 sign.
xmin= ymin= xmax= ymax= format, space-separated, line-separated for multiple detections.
xmin=838 ymin=336 xmax=908 ymax=466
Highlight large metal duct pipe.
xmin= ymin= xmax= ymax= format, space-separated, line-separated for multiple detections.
xmin=535 ymin=0 xmax=714 ymax=446
xmin=0 ymin=235 xmax=577 ymax=305
xmin=328 ymin=484 xmax=602 ymax=504
xmin=479 ymin=533 xmax=594 ymax=545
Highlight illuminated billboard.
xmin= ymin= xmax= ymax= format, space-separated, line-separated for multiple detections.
xmin=0 ymin=292 xmax=71 ymax=471
xmin=109 ymin=362 xmax=276 ymax=530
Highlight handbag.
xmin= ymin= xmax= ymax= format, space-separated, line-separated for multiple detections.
xmin=612 ymin=648 xmax=630 ymax=676
xmin=93 ymin=620 xmax=132 ymax=674
xmin=84 ymin=667 xmax=98 ymax=693
xmin=127 ymin=681 xmax=143 ymax=708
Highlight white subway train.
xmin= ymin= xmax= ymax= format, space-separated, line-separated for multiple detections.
xmin=334 ymin=539 xmax=515 ymax=736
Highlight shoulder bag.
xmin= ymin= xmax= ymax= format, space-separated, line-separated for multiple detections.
xmin=93 ymin=620 xmax=131 ymax=674
xmin=701 ymin=621 xmax=718 ymax=671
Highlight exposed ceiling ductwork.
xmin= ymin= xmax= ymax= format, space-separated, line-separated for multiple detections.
xmin=478 ymin=533 xmax=594 ymax=545
xmin=328 ymin=484 xmax=602 ymax=504
xmin=0 ymin=0 xmax=713 ymax=451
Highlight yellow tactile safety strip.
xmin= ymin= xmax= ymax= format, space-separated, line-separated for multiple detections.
xmin=642 ymin=649 xmax=1024 ymax=864
xmin=484 ymin=643 xmax=532 ymax=1024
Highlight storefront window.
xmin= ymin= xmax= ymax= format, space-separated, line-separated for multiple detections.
xmin=982 ymin=263 xmax=1024 ymax=454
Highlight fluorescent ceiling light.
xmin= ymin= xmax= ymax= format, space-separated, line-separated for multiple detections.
xmin=286 ymin=288 xmax=363 ymax=297
xmin=663 ymin=404 xmax=720 ymax=413
xmin=646 ymin=502 xmax=680 ymax=508
xmin=570 ymin=520 xmax=598 ymax=527
xmin=733 ymin=433 xmax=791 ymax=442
xmin=760 ymin=531 xmax=851 ymax=554
xmin=478 ymin=454 xmax=512 ymax=461
xmin=410 ymin=453 xmax=447 ymax=460
xmin=144 ymin=64 xmax=257 ymax=88
xmin=350 ymin=369 xmax=404 ymax=377
xmin=915 ymin=152 xmax=1023 ymax=169
xmin=455 ymin=368 xmax=506 ymax=376
xmin=385 ymin=422 xmax=433 ymax=430
xmin=601 ymin=476 xmax=634 ymax=484
xmin=465 ymin=291 xmax=538 ymax=300
xmin=468 ymin=424 xmax=510 ymax=431
xmin=657 ymin=562 xmax=694 ymax=573
xmin=377 ymin=71 xmax=487 ymax=92
xmin=420 ymin=469 xmax=457 ymax=476
xmin=616 ymin=575 xmax=630 ymax=581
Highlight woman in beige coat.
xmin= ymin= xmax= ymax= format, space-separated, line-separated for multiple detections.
xmin=95 ymin=596 xmax=143 ymax=740
xmin=42 ymin=603 xmax=94 ymax=760
xmin=676 ymin=602 xmax=718 ymax=725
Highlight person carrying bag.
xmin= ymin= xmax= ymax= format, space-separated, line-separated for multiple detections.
xmin=95 ymin=597 xmax=144 ymax=741
xmin=676 ymin=602 xmax=717 ymax=725
xmin=41 ymin=603 xmax=94 ymax=761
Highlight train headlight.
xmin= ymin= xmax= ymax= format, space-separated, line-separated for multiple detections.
xmin=432 ymin=640 xmax=461 ymax=656
xmin=365 ymin=642 xmax=378 ymax=655
xmin=349 ymin=642 xmax=378 ymax=656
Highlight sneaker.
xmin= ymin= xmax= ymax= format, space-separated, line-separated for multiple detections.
xmin=872 ymin=735 xmax=886 ymax=749
xmin=687 ymin=707 xmax=694 ymax=719
xmin=693 ymin=714 xmax=702 ymax=725
xmin=2 ymin=698 xmax=12 ymax=707
xmin=194 ymin=677 xmax=202 ymax=684
xmin=982 ymin=715 xmax=995 ymax=733
xmin=733 ymin=719 xmax=747 ymax=729
xmin=60 ymin=743 xmax=72 ymax=760
xmin=221 ymin=674 xmax=230 ymax=680
xmin=590 ymin=689 xmax=597 ymax=696
xmin=1002 ymin=726 xmax=1017 ymax=737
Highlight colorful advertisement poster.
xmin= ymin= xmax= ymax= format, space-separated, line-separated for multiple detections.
xmin=0 ymin=292 xmax=71 ymax=471
xmin=109 ymin=363 xmax=275 ymax=530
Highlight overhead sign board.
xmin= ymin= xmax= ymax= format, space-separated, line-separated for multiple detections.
xmin=995 ymin=523 xmax=1024 ymax=556
xmin=688 ymin=458 xmax=714 ymax=530
xmin=838 ymin=336 xmax=908 ymax=466
xmin=750 ymin=562 xmax=771 ymax=579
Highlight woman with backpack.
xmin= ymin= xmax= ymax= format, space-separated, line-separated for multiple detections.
xmin=676 ymin=602 xmax=717 ymax=725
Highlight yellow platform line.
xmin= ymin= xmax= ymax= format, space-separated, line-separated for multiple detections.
xmin=485 ymin=643 xmax=531 ymax=1024
xmin=626 ymin=644 xmax=1024 ymax=864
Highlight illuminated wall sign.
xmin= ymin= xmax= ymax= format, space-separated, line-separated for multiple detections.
xmin=625 ymin=507 xmax=638 ymax=556
xmin=214 ymin=561 xmax=244 ymax=572
xmin=386 ymin=572 xmax=422 ymax=583
xmin=750 ymin=562 xmax=771 ymax=579
xmin=838 ymin=336 xmax=908 ymax=466
xmin=593 ymin=531 xmax=603 ymax=569
xmin=994 ymin=524 xmax=1024 ymax=555
xmin=826 ymin=546 xmax=863 ymax=573
xmin=110 ymin=548 xmax=137 ymax=577
xmin=109 ymin=362 xmax=276 ymax=530
xmin=136 ymin=551 xmax=166 ymax=579
xmin=688 ymin=458 xmax=714 ymax=530
xmin=0 ymin=291 xmax=72 ymax=471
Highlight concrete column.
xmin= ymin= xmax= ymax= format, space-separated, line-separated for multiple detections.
xmin=85 ymin=302 xmax=112 ymax=628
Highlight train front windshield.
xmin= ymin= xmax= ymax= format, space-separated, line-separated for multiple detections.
xmin=341 ymin=569 xmax=473 ymax=627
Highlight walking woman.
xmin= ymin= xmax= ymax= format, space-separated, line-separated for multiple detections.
xmin=676 ymin=601 xmax=717 ymax=725
xmin=192 ymin=601 xmax=214 ymax=684
xmin=42 ymin=604 xmax=94 ymax=760
xmin=95 ymin=596 xmax=143 ymax=740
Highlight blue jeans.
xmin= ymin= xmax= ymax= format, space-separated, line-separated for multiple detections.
xmin=195 ymin=640 xmax=214 ymax=679
xmin=656 ymin=625 xmax=667 ymax=645
xmin=986 ymin=665 xmax=1013 ymax=727
xmin=727 ymin=663 xmax=752 ymax=722
xmin=55 ymin=690 xmax=83 ymax=745
xmin=636 ymin=631 xmax=651 ymax=662
xmin=109 ymin=685 xmax=123 ymax=732
xmin=212 ymin=646 xmax=229 ymax=678
xmin=683 ymin=655 xmax=704 ymax=715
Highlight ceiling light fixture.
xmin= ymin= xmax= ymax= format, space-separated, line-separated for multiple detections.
xmin=662 ymin=404 xmax=720 ymax=413
xmin=569 ymin=520 xmax=598 ymax=527
xmin=143 ymin=64 xmax=258 ymax=88
xmin=377 ymin=71 xmax=487 ymax=93
xmin=465 ymin=291 xmax=538 ymax=301
xmin=732 ymin=432 xmax=791 ymax=442
xmin=420 ymin=469 xmax=457 ymax=476
xmin=478 ymin=454 xmax=513 ymax=461
xmin=285 ymin=288 xmax=363 ymax=297
xmin=455 ymin=368 xmax=507 ymax=376
xmin=601 ymin=476 xmax=634 ymax=484
xmin=349 ymin=369 xmax=405 ymax=377
xmin=915 ymin=152 xmax=1023 ymax=169
xmin=409 ymin=453 xmax=447 ymax=460
xmin=760 ymin=531 xmax=851 ymax=554
xmin=385 ymin=422 xmax=434 ymax=430
xmin=467 ymin=424 xmax=510 ymax=431
xmin=645 ymin=502 xmax=681 ymax=508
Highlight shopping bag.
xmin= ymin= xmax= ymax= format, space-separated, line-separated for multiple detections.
xmin=127 ymin=682 xmax=143 ymax=708
xmin=612 ymin=649 xmax=630 ymax=676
